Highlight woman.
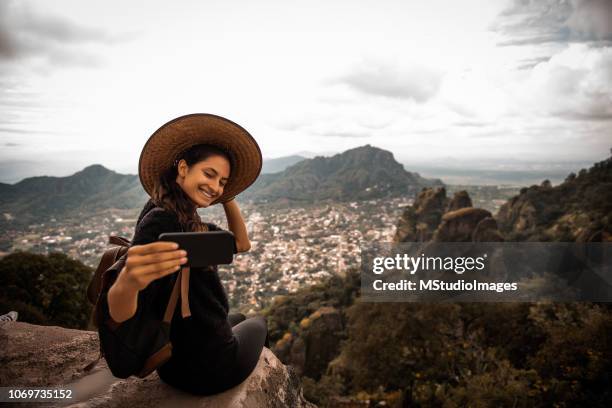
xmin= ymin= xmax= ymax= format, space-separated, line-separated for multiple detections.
xmin=100 ymin=113 xmax=269 ymax=395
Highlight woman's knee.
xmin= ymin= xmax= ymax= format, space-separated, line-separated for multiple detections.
xmin=251 ymin=315 xmax=270 ymax=348
xmin=233 ymin=315 xmax=268 ymax=340
xmin=228 ymin=312 xmax=246 ymax=327
xmin=252 ymin=315 xmax=267 ymax=328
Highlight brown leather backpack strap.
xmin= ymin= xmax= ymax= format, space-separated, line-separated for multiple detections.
xmin=138 ymin=343 xmax=173 ymax=378
xmin=87 ymin=246 xmax=123 ymax=305
xmin=180 ymin=266 xmax=191 ymax=318
xmin=109 ymin=235 xmax=131 ymax=247
xmin=162 ymin=266 xmax=191 ymax=322
xmin=163 ymin=269 xmax=182 ymax=323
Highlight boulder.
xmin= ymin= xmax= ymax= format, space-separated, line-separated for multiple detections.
xmin=301 ymin=307 xmax=343 ymax=380
xmin=0 ymin=322 xmax=316 ymax=408
xmin=497 ymin=196 xmax=538 ymax=234
xmin=289 ymin=337 xmax=306 ymax=376
xmin=395 ymin=187 xmax=448 ymax=242
xmin=446 ymin=190 xmax=472 ymax=212
xmin=274 ymin=307 xmax=344 ymax=381
xmin=432 ymin=208 xmax=492 ymax=242
xmin=472 ymin=217 xmax=504 ymax=242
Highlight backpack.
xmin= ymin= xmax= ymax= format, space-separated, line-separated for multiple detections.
xmin=84 ymin=235 xmax=188 ymax=379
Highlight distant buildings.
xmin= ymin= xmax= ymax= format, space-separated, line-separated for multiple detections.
xmin=2 ymin=187 xmax=516 ymax=310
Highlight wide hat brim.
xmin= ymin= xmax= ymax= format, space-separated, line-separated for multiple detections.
xmin=139 ymin=113 xmax=262 ymax=205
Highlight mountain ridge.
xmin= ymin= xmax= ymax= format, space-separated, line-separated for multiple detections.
xmin=0 ymin=145 xmax=442 ymax=223
xmin=245 ymin=144 xmax=443 ymax=202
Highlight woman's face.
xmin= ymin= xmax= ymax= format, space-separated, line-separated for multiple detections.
xmin=176 ymin=154 xmax=231 ymax=208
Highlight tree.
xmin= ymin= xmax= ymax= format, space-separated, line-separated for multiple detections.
xmin=0 ymin=251 xmax=93 ymax=329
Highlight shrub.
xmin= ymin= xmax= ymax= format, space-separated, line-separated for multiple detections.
xmin=0 ymin=251 xmax=92 ymax=329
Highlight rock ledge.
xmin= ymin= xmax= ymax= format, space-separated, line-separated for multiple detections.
xmin=0 ymin=322 xmax=316 ymax=407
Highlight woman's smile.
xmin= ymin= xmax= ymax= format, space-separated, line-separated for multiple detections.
xmin=199 ymin=187 xmax=216 ymax=200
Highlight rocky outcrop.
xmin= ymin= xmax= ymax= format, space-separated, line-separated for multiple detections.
xmin=472 ymin=217 xmax=504 ymax=242
xmin=497 ymin=195 xmax=538 ymax=234
xmin=274 ymin=307 xmax=344 ymax=382
xmin=446 ymin=190 xmax=472 ymax=212
xmin=300 ymin=307 xmax=343 ymax=380
xmin=497 ymin=153 xmax=612 ymax=241
xmin=0 ymin=322 xmax=316 ymax=408
xmin=394 ymin=187 xmax=448 ymax=242
xmin=432 ymin=208 xmax=493 ymax=242
xmin=394 ymin=188 xmax=505 ymax=243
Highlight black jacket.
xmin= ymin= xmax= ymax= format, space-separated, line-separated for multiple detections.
xmin=98 ymin=199 xmax=238 ymax=393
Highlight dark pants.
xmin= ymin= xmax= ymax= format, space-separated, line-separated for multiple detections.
xmin=226 ymin=313 xmax=270 ymax=386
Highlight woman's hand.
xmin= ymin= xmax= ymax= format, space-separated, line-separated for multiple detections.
xmin=118 ymin=241 xmax=188 ymax=292
xmin=108 ymin=241 xmax=187 ymax=323
xmin=223 ymin=199 xmax=251 ymax=253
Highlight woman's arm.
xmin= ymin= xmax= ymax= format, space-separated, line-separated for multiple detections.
xmin=107 ymin=270 xmax=140 ymax=323
xmin=107 ymin=242 xmax=187 ymax=323
xmin=106 ymin=209 xmax=186 ymax=324
xmin=223 ymin=199 xmax=251 ymax=253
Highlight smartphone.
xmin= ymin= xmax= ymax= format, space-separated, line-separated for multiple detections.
xmin=158 ymin=231 xmax=236 ymax=267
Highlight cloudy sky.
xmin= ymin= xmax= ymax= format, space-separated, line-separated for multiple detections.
xmin=0 ymin=0 xmax=611 ymax=183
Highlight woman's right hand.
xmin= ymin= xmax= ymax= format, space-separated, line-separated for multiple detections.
xmin=117 ymin=241 xmax=188 ymax=292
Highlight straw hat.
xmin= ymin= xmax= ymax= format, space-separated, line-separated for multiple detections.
xmin=139 ymin=113 xmax=262 ymax=204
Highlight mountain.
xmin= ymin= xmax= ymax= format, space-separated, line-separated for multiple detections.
xmin=245 ymin=145 xmax=444 ymax=202
xmin=262 ymin=155 xmax=307 ymax=174
xmin=497 ymin=152 xmax=612 ymax=242
xmin=0 ymin=164 xmax=147 ymax=225
xmin=0 ymin=146 xmax=442 ymax=223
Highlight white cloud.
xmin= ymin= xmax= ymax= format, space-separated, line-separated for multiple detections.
xmin=516 ymin=44 xmax=612 ymax=120
xmin=335 ymin=58 xmax=443 ymax=102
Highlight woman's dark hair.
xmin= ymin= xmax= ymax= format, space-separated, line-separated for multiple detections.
xmin=151 ymin=144 xmax=233 ymax=231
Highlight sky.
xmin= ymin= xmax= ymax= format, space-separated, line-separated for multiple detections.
xmin=0 ymin=0 xmax=611 ymax=183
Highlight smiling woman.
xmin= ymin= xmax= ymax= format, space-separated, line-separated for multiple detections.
xmin=96 ymin=113 xmax=269 ymax=396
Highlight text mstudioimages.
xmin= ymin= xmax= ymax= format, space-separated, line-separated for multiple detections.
xmin=372 ymin=279 xmax=518 ymax=293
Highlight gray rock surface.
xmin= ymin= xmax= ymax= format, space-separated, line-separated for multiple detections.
xmin=0 ymin=322 xmax=316 ymax=408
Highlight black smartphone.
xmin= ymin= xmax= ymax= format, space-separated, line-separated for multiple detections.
xmin=158 ymin=231 xmax=236 ymax=267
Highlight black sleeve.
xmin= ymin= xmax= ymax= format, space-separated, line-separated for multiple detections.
xmin=97 ymin=209 xmax=181 ymax=378
xmin=133 ymin=208 xmax=182 ymax=245
xmin=206 ymin=222 xmax=222 ymax=232
xmin=206 ymin=222 xmax=237 ymax=254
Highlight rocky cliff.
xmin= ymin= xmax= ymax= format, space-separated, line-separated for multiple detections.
xmin=497 ymin=153 xmax=612 ymax=242
xmin=273 ymin=306 xmax=344 ymax=381
xmin=0 ymin=322 xmax=316 ymax=408
xmin=394 ymin=152 xmax=612 ymax=244
xmin=394 ymin=188 xmax=503 ymax=243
